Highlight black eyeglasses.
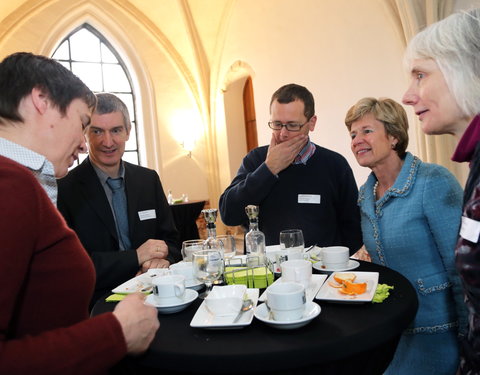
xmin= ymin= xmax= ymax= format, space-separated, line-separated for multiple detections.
xmin=268 ymin=120 xmax=309 ymax=132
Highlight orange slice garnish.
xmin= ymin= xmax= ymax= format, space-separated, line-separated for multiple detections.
xmin=339 ymin=280 xmax=367 ymax=295
xmin=333 ymin=272 xmax=356 ymax=284
xmin=328 ymin=281 xmax=342 ymax=288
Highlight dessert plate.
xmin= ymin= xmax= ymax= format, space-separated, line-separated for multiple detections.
xmin=254 ymin=301 xmax=321 ymax=330
xmin=258 ymin=274 xmax=327 ymax=302
xmin=190 ymin=288 xmax=259 ymax=329
xmin=312 ymin=259 xmax=360 ymax=273
xmin=315 ymin=271 xmax=379 ymax=303
xmin=112 ymin=274 xmax=153 ymax=294
xmin=145 ymin=289 xmax=198 ymax=314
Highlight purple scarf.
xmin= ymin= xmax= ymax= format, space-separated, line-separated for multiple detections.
xmin=452 ymin=115 xmax=480 ymax=163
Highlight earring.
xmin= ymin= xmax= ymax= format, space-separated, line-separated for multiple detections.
xmin=391 ymin=143 xmax=396 ymax=149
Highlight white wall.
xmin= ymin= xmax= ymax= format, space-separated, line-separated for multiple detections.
xmin=216 ymin=0 xmax=409 ymax=188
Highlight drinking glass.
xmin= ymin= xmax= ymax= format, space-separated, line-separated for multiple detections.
xmin=192 ymin=249 xmax=224 ymax=299
xmin=216 ymin=234 xmax=236 ymax=260
xmin=181 ymin=239 xmax=204 ymax=262
xmin=279 ymin=229 xmax=305 ymax=261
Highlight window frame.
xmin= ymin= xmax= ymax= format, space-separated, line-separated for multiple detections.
xmin=52 ymin=22 xmax=141 ymax=166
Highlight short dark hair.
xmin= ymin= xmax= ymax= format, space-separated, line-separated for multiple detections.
xmin=0 ymin=52 xmax=96 ymax=124
xmin=94 ymin=93 xmax=131 ymax=132
xmin=270 ymin=83 xmax=315 ymax=119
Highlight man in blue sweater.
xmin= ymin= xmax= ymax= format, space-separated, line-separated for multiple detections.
xmin=219 ymin=84 xmax=362 ymax=254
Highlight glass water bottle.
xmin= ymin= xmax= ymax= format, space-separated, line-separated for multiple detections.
xmin=201 ymin=208 xmax=224 ymax=252
xmin=245 ymin=205 xmax=266 ymax=264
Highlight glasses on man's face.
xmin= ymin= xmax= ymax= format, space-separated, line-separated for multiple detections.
xmin=268 ymin=120 xmax=309 ymax=132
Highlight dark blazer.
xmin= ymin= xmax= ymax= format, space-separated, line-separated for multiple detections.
xmin=57 ymin=157 xmax=180 ymax=304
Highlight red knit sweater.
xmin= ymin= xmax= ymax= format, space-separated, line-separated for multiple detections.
xmin=0 ymin=156 xmax=127 ymax=374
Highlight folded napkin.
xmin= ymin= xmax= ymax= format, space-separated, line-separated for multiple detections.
xmin=372 ymin=284 xmax=394 ymax=303
xmin=106 ymin=289 xmax=153 ymax=302
xmin=105 ymin=294 xmax=127 ymax=302
xmin=224 ymin=266 xmax=274 ymax=289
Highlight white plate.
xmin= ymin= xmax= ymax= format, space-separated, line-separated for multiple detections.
xmin=113 ymin=272 xmax=204 ymax=294
xmin=254 ymin=301 xmax=321 ymax=329
xmin=315 ymin=271 xmax=379 ymax=303
xmin=190 ymin=288 xmax=259 ymax=329
xmin=258 ymin=274 xmax=327 ymax=302
xmin=145 ymin=289 xmax=198 ymax=314
xmin=312 ymin=259 xmax=360 ymax=273
xmin=112 ymin=274 xmax=153 ymax=294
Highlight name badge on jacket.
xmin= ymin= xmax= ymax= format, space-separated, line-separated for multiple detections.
xmin=298 ymin=194 xmax=321 ymax=204
xmin=138 ymin=209 xmax=156 ymax=221
xmin=460 ymin=216 xmax=480 ymax=243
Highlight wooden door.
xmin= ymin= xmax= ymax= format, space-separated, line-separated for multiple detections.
xmin=243 ymin=77 xmax=258 ymax=151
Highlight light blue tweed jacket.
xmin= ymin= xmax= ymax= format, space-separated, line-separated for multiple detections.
xmin=359 ymin=152 xmax=467 ymax=334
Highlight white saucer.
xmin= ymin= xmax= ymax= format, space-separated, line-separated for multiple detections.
xmin=254 ymin=301 xmax=321 ymax=330
xmin=145 ymin=289 xmax=198 ymax=314
xmin=186 ymin=280 xmax=204 ymax=291
xmin=312 ymin=259 xmax=360 ymax=273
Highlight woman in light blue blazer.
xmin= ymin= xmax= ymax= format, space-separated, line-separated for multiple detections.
xmin=345 ymin=97 xmax=467 ymax=375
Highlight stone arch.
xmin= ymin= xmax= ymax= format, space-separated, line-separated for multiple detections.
xmin=217 ymin=60 xmax=256 ymax=189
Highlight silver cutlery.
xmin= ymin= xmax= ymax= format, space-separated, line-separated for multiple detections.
xmin=232 ymin=298 xmax=254 ymax=323
xmin=304 ymin=244 xmax=317 ymax=253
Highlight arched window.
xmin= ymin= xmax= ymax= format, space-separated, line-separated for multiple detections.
xmin=52 ymin=23 xmax=140 ymax=165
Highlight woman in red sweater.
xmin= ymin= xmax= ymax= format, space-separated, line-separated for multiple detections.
xmin=0 ymin=52 xmax=159 ymax=374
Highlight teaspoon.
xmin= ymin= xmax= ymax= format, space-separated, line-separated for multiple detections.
xmin=232 ymin=299 xmax=254 ymax=323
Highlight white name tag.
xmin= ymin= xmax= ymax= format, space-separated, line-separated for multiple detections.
xmin=298 ymin=194 xmax=321 ymax=204
xmin=138 ymin=209 xmax=156 ymax=221
xmin=460 ymin=216 xmax=480 ymax=243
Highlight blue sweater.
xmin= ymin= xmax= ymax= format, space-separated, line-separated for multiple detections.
xmin=359 ymin=152 xmax=468 ymax=374
xmin=219 ymin=144 xmax=362 ymax=252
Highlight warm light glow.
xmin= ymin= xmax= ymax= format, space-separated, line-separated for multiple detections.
xmin=170 ymin=109 xmax=202 ymax=157
xmin=182 ymin=137 xmax=195 ymax=152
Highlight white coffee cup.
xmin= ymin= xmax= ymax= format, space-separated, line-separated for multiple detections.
xmin=266 ymin=281 xmax=306 ymax=321
xmin=281 ymin=259 xmax=312 ymax=288
xmin=152 ymin=274 xmax=186 ymax=305
xmin=322 ymin=246 xmax=349 ymax=270
xmin=170 ymin=262 xmax=195 ymax=284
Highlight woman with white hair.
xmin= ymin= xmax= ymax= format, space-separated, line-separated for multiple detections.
xmin=403 ymin=8 xmax=480 ymax=374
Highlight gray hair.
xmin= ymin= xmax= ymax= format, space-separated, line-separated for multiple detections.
xmin=404 ymin=8 xmax=480 ymax=117
xmin=94 ymin=93 xmax=131 ymax=132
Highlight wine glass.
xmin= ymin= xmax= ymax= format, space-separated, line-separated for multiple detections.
xmin=192 ymin=249 xmax=224 ymax=299
xmin=279 ymin=229 xmax=305 ymax=261
xmin=181 ymin=239 xmax=204 ymax=262
xmin=216 ymin=234 xmax=236 ymax=260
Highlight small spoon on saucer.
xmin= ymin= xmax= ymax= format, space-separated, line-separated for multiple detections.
xmin=304 ymin=244 xmax=318 ymax=253
xmin=232 ymin=299 xmax=254 ymax=323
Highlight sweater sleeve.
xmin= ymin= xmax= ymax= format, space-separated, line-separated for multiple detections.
xmin=335 ymin=160 xmax=363 ymax=254
xmin=0 ymin=161 xmax=127 ymax=374
xmin=152 ymin=169 xmax=181 ymax=263
xmin=219 ymin=149 xmax=279 ymax=225
xmin=0 ymin=313 xmax=126 ymax=375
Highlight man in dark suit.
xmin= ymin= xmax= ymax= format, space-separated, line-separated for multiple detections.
xmin=57 ymin=93 xmax=180 ymax=305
